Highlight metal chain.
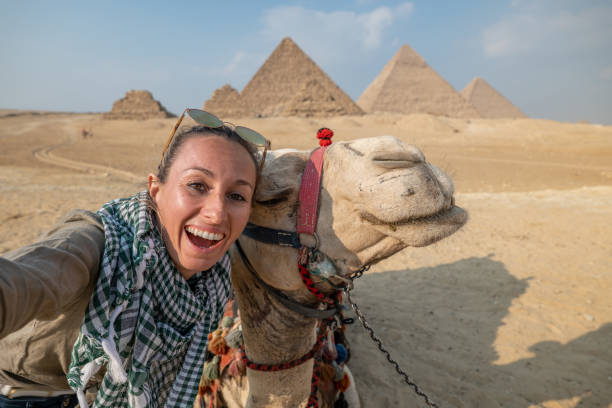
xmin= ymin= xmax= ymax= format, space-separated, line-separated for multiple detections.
xmin=347 ymin=265 xmax=369 ymax=281
xmin=344 ymin=287 xmax=440 ymax=408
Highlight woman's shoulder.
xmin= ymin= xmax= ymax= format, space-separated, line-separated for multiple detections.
xmin=37 ymin=209 xmax=104 ymax=247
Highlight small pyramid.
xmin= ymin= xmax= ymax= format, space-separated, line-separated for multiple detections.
xmin=203 ymin=84 xmax=252 ymax=118
xmin=239 ymin=37 xmax=363 ymax=117
xmin=357 ymin=45 xmax=480 ymax=118
xmin=460 ymin=77 xmax=526 ymax=119
xmin=104 ymin=90 xmax=175 ymax=120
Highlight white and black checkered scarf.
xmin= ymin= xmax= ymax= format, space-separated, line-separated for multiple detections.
xmin=67 ymin=191 xmax=231 ymax=407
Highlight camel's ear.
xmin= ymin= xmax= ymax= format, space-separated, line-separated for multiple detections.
xmin=254 ymin=152 xmax=307 ymax=207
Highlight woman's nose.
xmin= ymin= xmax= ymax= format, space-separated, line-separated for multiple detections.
xmin=200 ymin=192 xmax=226 ymax=224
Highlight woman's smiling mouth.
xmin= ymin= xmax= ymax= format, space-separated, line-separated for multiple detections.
xmin=185 ymin=226 xmax=225 ymax=249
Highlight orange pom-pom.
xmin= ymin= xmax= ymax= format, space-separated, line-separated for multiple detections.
xmin=198 ymin=383 xmax=212 ymax=395
xmin=208 ymin=335 xmax=228 ymax=355
xmin=319 ymin=362 xmax=335 ymax=383
xmin=227 ymin=350 xmax=246 ymax=377
xmin=334 ymin=372 xmax=351 ymax=393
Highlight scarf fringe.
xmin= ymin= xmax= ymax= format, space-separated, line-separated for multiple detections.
xmin=77 ymin=390 xmax=88 ymax=408
xmin=102 ymin=302 xmax=129 ymax=383
xmin=134 ymin=241 xmax=155 ymax=290
xmin=75 ymin=359 xmax=101 ymax=408
xmin=128 ymin=388 xmax=148 ymax=408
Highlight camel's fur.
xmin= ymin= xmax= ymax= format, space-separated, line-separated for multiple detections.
xmin=197 ymin=136 xmax=468 ymax=407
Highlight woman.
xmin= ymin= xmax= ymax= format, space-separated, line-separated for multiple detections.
xmin=0 ymin=109 xmax=269 ymax=408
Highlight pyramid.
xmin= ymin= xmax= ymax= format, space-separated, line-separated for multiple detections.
xmin=203 ymin=84 xmax=252 ymax=118
xmin=357 ymin=45 xmax=480 ymax=118
xmin=104 ymin=90 xmax=175 ymax=120
xmin=282 ymin=79 xmax=354 ymax=117
xmin=239 ymin=37 xmax=363 ymax=117
xmin=460 ymin=77 xmax=526 ymax=119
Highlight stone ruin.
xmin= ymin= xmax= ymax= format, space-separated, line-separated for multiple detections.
xmin=104 ymin=90 xmax=175 ymax=120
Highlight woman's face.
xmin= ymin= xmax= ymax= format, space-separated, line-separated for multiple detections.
xmin=149 ymin=135 xmax=256 ymax=279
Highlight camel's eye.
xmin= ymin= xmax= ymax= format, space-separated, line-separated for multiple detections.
xmin=256 ymin=197 xmax=288 ymax=207
xmin=255 ymin=186 xmax=293 ymax=207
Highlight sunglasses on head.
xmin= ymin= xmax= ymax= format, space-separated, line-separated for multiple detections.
xmin=163 ymin=108 xmax=271 ymax=174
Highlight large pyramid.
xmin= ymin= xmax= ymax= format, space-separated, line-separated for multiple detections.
xmin=235 ymin=37 xmax=363 ymax=117
xmin=357 ymin=45 xmax=479 ymax=118
xmin=104 ymin=90 xmax=175 ymax=120
xmin=460 ymin=77 xmax=526 ymax=119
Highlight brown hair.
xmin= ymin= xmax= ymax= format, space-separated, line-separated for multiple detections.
xmin=156 ymin=125 xmax=260 ymax=184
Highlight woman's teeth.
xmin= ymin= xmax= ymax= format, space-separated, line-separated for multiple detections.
xmin=185 ymin=226 xmax=224 ymax=241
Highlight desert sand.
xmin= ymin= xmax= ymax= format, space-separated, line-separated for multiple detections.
xmin=1 ymin=111 xmax=611 ymax=407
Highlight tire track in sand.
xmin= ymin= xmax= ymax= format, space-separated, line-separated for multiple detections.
xmin=31 ymin=120 xmax=143 ymax=184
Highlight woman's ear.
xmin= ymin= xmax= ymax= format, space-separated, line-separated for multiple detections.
xmin=148 ymin=173 xmax=160 ymax=202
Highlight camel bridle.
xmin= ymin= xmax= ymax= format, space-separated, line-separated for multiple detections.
xmin=233 ymin=129 xmax=441 ymax=408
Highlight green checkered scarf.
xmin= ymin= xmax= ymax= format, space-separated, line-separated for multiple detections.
xmin=67 ymin=191 xmax=231 ymax=407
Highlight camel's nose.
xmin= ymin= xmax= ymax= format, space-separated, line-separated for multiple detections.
xmin=369 ymin=144 xmax=425 ymax=169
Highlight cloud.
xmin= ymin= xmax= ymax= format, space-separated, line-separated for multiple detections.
xmin=482 ymin=4 xmax=612 ymax=58
xmin=184 ymin=50 xmax=266 ymax=92
xmin=223 ymin=51 xmax=247 ymax=74
xmin=395 ymin=2 xmax=414 ymax=17
xmin=260 ymin=3 xmax=413 ymax=63
xmin=359 ymin=7 xmax=394 ymax=48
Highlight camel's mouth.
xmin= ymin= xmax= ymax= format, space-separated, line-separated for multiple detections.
xmin=351 ymin=203 xmax=468 ymax=269
xmin=359 ymin=200 xmax=467 ymax=228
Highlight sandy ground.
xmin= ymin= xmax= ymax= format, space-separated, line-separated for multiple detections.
xmin=1 ymin=111 xmax=611 ymax=407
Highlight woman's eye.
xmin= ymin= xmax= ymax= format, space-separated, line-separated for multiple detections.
xmin=188 ymin=182 xmax=208 ymax=192
xmin=228 ymin=192 xmax=247 ymax=202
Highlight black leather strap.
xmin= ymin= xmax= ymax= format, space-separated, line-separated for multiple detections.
xmin=242 ymin=223 xmax=301 ymax=248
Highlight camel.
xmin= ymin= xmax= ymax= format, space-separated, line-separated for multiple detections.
xmin=196 ymin=135 xmax=468 ymax=408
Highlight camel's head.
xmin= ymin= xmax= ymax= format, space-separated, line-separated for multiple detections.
xmin=250 ymin=135 xmax=467 ymax=279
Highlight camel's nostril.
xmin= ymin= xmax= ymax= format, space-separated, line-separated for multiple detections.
xmin=401 ymin=188 xmax=415 ymax=197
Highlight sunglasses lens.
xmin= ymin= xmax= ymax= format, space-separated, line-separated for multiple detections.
xmin=235 ymin=126 xmax=267 ymax=146
xmin=186 ymin=109 xmax=223 ymax=128
xmin=180 ymin=109 xmax=268 ymax=150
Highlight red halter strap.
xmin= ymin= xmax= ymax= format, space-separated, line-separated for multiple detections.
xmin=297 ymin=148 xmax=326 ymax=235
xmin=296 ymin=128 xmax=336 ymax=307
xmin=297 ymin=128 xmax=333 ymax=235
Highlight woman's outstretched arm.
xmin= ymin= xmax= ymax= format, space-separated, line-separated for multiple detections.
xmin=0 ymin=210 xmax=104 ymax=338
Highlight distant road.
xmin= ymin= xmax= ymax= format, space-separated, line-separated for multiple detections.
xmin=31 ymin=119 xmax=143 ymax=183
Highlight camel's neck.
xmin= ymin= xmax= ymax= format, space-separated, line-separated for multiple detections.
xmin=230 ymin=243 xmax=319 ymax=408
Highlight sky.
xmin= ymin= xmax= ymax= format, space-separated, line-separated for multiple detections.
xmin=1 ymin=0 xmax=611 ymax=125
